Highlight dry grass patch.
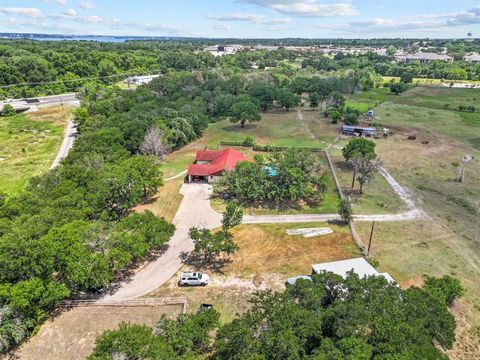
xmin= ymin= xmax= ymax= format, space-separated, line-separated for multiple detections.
xmin=150 ymin=281 xmax=262 ymax=325
xmin=224 ymin=222 xmax=359 ymax=277
xmin=354 ymin=219 xmax=480 ymax=360
xmin=12 ymin=305 xmax=182 ymax=360
xmin=134 ymin=177 xmax=183 ymax=222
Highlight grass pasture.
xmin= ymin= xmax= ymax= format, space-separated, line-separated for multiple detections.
xmin=0 ymin=106 xmax=72 ymax=196
xmin=203 ymin=108 xmax=339 ymax=149
xmin=329 ymin=142 xmax=408 ymax=215
xmin=355 ymin=219 xmax=480 ymax=360
xmin=353 ymin=86 xmax=480 ymax=359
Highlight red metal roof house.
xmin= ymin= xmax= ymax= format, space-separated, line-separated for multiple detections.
xmin=187 ymin=148 xmax=252 ymax=183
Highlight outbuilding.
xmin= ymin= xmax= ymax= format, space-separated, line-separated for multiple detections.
xmin=311 ymin=258 xmax=395 ymax=283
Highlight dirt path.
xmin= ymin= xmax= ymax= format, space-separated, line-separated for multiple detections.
xmin=164 ymin=170 xmax=187 ymax=182
xmin=297 ymin=109 xmax=316 ymax=140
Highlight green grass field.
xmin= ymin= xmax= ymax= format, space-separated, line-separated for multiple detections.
xmin=0 ymin=107 xmax=72 ymax=196
xmin=374 ymin=87 xmax=480 ymax=149
xmin=203 ymin=108 xmax=339 ymax=149
xmin=329 ymin=143 xmax=408 ymax=215
xmin=349 ymin=86 xmax=480 ymax=358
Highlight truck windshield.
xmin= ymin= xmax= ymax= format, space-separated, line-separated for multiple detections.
xmin=198 ymin=274 xmax=202 ymax=279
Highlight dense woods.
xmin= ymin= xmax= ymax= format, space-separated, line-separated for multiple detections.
xmin=3 ymin=38 xmax=480 ymax=99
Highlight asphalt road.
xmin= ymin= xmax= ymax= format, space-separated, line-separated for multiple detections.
xmin=0 ymin=93 xmax=79 ymax=111
xmin=50 ymin=119 xmax=77 ymax=170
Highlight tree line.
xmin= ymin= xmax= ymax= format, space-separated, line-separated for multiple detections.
xmin=89 ymin=273 xmax=464 ymax=359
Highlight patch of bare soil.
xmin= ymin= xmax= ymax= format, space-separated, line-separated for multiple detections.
xmin=9 ymin=305 xmax=182 ymax=360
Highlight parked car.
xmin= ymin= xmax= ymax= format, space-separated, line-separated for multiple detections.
xmin=178 ymin=272 xmax=209 ymax=286
xmin=198 ymin=303 xmax=214 ymax=312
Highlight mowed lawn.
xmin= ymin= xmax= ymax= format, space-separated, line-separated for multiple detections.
xmin=227 ymin=222 xmax=359 ymax=277
xmin=329 ymin=142 xmax=407 ymax=215
xmin=0 ymin=106 xmax=72 ymax=195
xmin=203 ymin=108 xmax=340 ymax=149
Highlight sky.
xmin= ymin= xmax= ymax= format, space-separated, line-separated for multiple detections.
xmin=1 ymin=0 xmax=480 ymax=38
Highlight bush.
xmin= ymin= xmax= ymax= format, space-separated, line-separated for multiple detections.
xmin=242 ymin=136 xmax=255 ymax=147
xmin=424 ymin=275 xmax=464 ymax=306
xmin=1 ymin=104 xmax=16 ymax=117
xmin=389 ymin=82 xmax=409 ymax=95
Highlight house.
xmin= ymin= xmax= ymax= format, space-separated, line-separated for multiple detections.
xmin=395 ymin=52 xmax=453 ymax=63
xmin=204 ymin=44 xmax=243 ymax=57
xmin=187 ymin=148 xmax=252 ymax=183
xmin=464 ymin=53 xmax=480 ymax=63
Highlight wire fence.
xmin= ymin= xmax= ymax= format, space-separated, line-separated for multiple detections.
xmin=60 ymin=296 xmax=188 ymax=313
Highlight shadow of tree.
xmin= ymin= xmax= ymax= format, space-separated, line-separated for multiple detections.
xmin=179 ymin=251 xmax=232 ymax=275
xmin=221 ymin=123 xmax=258 ymax=132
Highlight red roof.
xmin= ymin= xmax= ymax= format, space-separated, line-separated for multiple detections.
xmin=188 ymin=148 xmax=252 ymax=177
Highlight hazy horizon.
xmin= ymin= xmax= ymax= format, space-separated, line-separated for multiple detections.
xmin=1 ymin=1 xmax=479 ymax=39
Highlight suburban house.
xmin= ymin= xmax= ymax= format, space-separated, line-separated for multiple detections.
xmin=395 ymin=52 xmax=453 ymax=63
xmin=187 ymin=147 xmax=252 ymax=183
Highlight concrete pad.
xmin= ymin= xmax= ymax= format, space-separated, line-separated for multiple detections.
xmin=287 ymin=227 xmax=334 ymax=238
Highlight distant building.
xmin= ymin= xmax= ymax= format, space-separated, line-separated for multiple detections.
xmin=205 ymin=44 xmax=243 ymax=57
xmin=464 ymin=53 xmax=480 ymax=62
xmin=187 ymin=148 xmax=252 ymax=183
xmin=395 ymin=52 xmax=453 ymax=63
xmin=124 ymin=74 xmax=160 ymax=86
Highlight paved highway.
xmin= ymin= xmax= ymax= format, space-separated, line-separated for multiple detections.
xmin=0 ymin=93 xmax=80 ymax=111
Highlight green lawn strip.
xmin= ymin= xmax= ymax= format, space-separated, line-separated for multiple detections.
xmin=161 ymin=151 xmax=196 ymax=179
xmin=0 ymin=113 xmax=66 ymax=195
xmin=329 ymin=146 xmax=408 ymax=215
xmin=203 ymin=110 xmax=322 ymax=149
xmin=374 ymin=102 xmax=480 ymax=150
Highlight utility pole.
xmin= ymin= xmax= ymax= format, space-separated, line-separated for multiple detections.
xmin=367 ymin=221 xmax=375 ymax=256
xmin=456 ymin=155 xmax=475 ymax=183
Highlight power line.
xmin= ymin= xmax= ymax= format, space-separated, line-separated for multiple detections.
xmin=0 ymin=72 xmax=160 ymax=89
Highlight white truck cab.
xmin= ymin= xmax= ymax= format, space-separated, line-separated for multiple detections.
xmin=178 ymin=272 xmax=209 ymax=286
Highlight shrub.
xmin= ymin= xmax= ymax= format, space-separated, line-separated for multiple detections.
xmin=1 ymin=104 xmax=16 ymax=117
xmin=242 ymin=136 xmax=255 ymax=147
